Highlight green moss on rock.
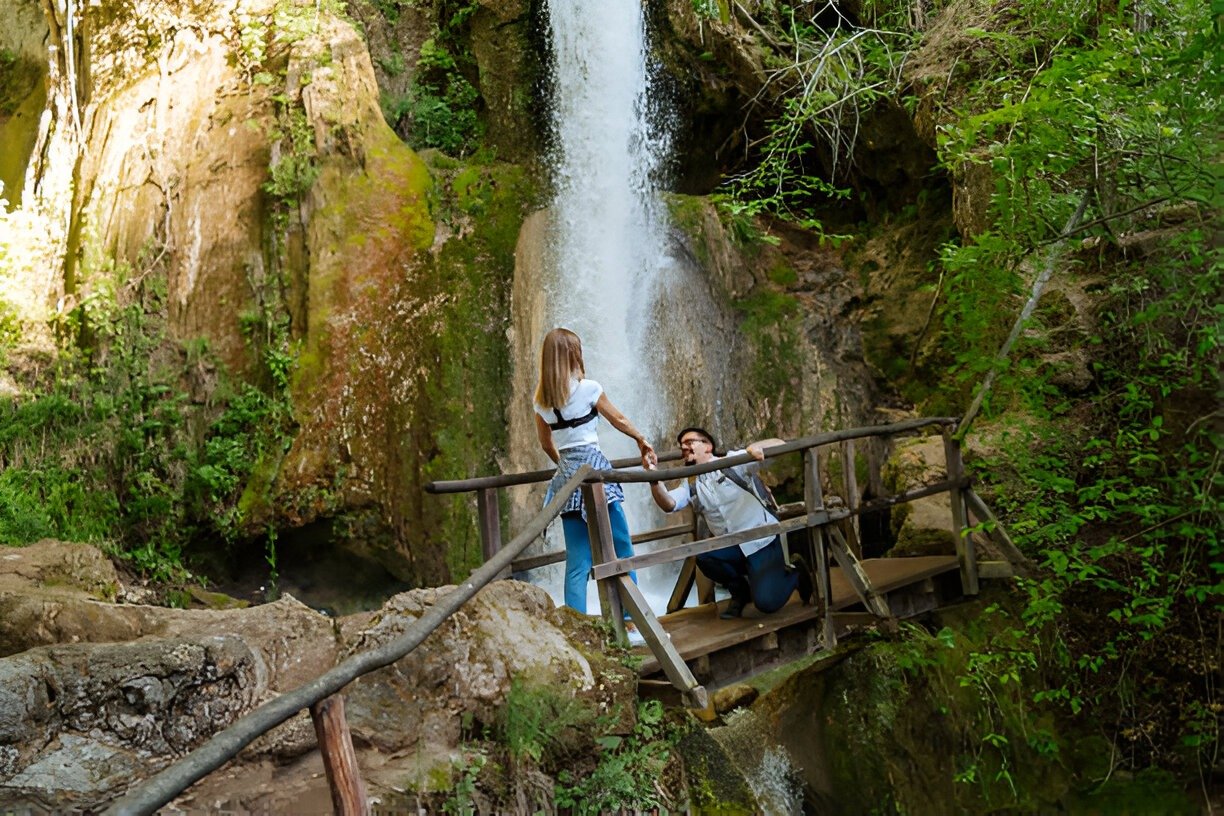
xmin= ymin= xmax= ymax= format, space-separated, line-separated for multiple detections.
xmin=414 ymin=154 xmax=543 ymax=579
xmin=735 ymin=289 xmax=802 ymax=404
xmin=675 ymin=720 xmax=758 ymax=813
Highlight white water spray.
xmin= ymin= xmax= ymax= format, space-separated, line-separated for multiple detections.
xmin=540 ymin=0 xmax=677 ymax=612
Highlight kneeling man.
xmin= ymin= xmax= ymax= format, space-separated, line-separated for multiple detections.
xmin=647 ymin=426 xmax=808 ymax=619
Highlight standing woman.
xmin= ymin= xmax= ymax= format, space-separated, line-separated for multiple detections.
xmin=534 ymin=328 xmax=655 ymax=614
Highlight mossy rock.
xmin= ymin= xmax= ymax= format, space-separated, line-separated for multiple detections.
xmin=675 ymin=719 xmax=758 ymax=814
xmin=891 ymin=524 xmax=956 ymax=556
xmin=0 ymin=50 xmax=46 ymax=205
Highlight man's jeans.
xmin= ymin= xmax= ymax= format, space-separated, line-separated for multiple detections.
xmin=697 ymin=535 xmax=797 ymax=613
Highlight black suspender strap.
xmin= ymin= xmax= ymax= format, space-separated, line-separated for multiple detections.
xmin=548 ymin=404 xmax=600 ymax=431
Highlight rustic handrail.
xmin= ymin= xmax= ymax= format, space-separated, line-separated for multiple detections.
xmin=425 ymin=451 xmax=687 ymax=493
xmin=104 ymin=465 xmax=594 ymax=816
xmin=605 ymin=417 xmax=958 ymax=484
xmin=424 ymin=417 xmax=957 ymax=494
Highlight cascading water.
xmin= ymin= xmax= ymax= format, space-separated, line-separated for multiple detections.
xmin=535 ymin=0 xmax=677 ymax=612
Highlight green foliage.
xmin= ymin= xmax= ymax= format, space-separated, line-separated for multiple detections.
xmin=392 ymin=37 xmax=483 ymax=155
xmin=372 ymin=0 xmax=413 ymax=24
xmin=434 ymin=682 xmax=677 ymax=813
xmin=0 ymin=233 xmax=295 ymax=580
xmin=499 ymin=678 xmax=592 ymax=767
xmin=380 ymin=2 xmax=486 ymax=156
xmin=554 ymin=699 xmax=675 ymax=814
xmin=925 ymin=0 xmax=1222 ymax=783
xmin=0 ymin=261 xmax=189 ymax=578
xmin=719 ymin=4 xmax=911 ymax=234
xmin=264 ymin=103 xmax=320 ymax=206
xmin=690 ymin=0 xmax=723 ymax=22
xmin=441 ymin=748 xmax=487 ymax=815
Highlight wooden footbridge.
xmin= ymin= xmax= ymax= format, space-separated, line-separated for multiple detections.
xmin=425 ymin=416 xmax=1023 ymax=708
xmin=107 ymin=416 xmax=1025 ymax=815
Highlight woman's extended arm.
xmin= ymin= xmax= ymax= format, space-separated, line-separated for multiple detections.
xmin=535 ymin=413 xmax=559 ymax=464
xmin=595 ymin=393 xmax=655 ymax=467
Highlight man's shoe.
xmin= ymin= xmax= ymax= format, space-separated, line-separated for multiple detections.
xmin=720 ymin=596 xmax=746 ymax=620
xmin=791 ymin=555 xmax=814 ymax=605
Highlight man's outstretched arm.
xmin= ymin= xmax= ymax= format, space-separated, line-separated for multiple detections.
xmin=746 ymin=437 xmax=785 ymax=461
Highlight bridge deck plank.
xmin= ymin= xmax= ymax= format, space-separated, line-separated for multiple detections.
xmin=636 ymin=555 xmax=958 ymax=676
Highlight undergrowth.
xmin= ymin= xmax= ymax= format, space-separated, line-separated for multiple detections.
xmin=430 ymin=678 xmax=680 ymax=814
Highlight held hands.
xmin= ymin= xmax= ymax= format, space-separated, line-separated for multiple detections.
xmin=637 ymin=438 xmax=656 ymax=469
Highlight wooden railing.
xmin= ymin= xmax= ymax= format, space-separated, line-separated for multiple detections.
xmin=425 ymin=417 xmax=1028 ymax=707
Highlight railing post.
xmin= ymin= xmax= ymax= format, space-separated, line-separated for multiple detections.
xmin=840 ymin=439 xmax=862 ymax=558
xmin=476 ymin=487 xmax=506 ymax=578
xmin=942 ymin=429 xmax=979 ymax=595
xmin=582 ymin=482 xmax=627 ymax=643
xmin=804 ymin=449 xmax=836 ymax=649
xmin=309 ymin=694 xmax=369 ymax=816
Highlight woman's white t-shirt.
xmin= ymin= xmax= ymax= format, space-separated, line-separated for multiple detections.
xmin=534 ymin=378 xmax=603 ymax=451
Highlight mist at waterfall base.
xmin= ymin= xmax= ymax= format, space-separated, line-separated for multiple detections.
xmin=529 ymin=0 xmax=688 ymax=616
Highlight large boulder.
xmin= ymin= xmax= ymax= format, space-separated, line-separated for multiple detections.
xmin=339 ymin=581 xmax=636 ymax=790
xmin=882 ymin=435 xmax=957 ymax=556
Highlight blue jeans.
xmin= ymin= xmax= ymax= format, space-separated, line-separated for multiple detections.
xmin=696 ymin=535 xmax=797 ymax=614
xmin=561 ymin=501 xmax=636 ymax=614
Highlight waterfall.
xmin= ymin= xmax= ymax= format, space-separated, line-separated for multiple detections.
xmin=531 ymin=0 xmax=677 ymax=612
xmin=544 ymin=0 xmax=671 ymax=413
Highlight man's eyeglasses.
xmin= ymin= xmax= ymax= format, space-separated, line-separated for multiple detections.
xmin=679 ymin=437 xmax=709 ymax=448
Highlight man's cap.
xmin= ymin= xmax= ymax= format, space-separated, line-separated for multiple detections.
xmin=676 ymin=426 xmax=718 ymax=450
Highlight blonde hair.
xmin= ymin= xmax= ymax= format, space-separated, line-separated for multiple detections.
xmin=535 ymin=328 xmax=585 ymax=410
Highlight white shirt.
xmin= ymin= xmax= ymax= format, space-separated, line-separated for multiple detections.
xmin=665 ymin=450 xmax=776 ymax=556
xmin=534 ymin=378 xmax=603 ymax=451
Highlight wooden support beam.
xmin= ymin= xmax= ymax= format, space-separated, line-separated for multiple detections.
xmin=510 ymin=550 xmax=564 ymax=573
xmin=632 ymin=520 xmax=696 ymax=545
xmin=942 ymin=431 xmax=979 ymax=595
xmin=827 ymin=527 xmax=891 ymax=618
xmin=805 ymin=450 xmax=836 ymax=650
xmin=309 ymin=695 xmax=369 ymax=816
xmin=513 ymin=521 xmax=696 ymax=575
xmin=582 ymin=483 xmax=626 ymax=643
xmin=755 ymin=632 xmax=779 ymax=652
xmin=667 ymin=557 xmax=698 ymax=614
xmin=518 ymin=480 xmax=966 ymax=578
xmin=840 ymin=439 xmax=861 ymax=558
xmin=476 ymin=488 xmax=508 ymax=579
xmin=590 ymin=514 xmax=818 ymax=580
xmin=830 ymin=611 xmax=881 ymax=632
xmin=964 ymin=489 xmax=1034 ymax=576
xmin=616 ymin=576 xmax=708 ymax=709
